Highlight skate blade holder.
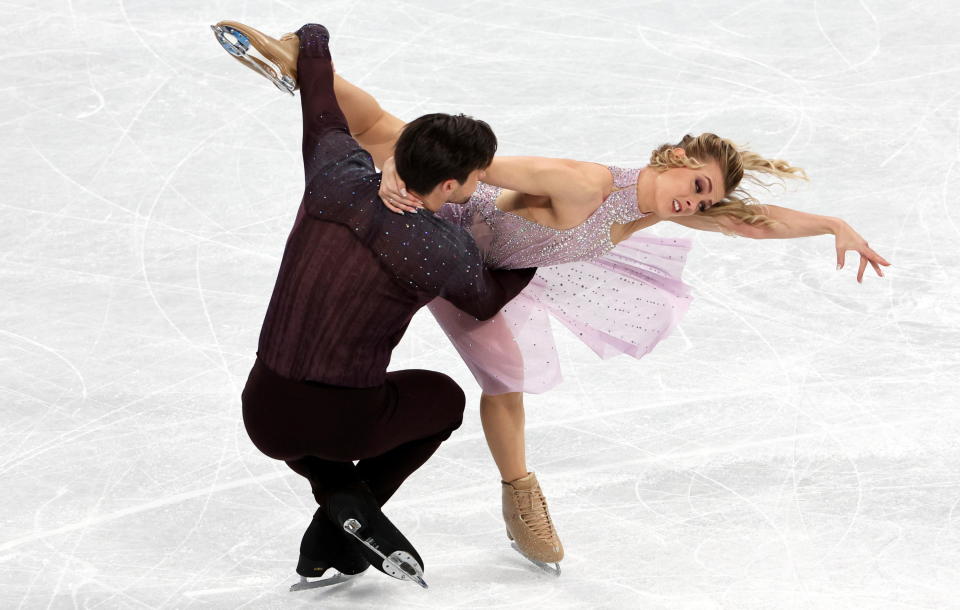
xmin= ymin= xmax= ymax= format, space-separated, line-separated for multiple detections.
xmin=209 ymin=24 xmax=296 ymax=96
xmin=510 ymin=542 xmax=561 ymax=577
xmin=343 ymin=518 xmax=428 ymax=589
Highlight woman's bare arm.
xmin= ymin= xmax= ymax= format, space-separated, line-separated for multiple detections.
xmin=379 ymin=154 xmax=610 ymax=215
xmin=668 ymin=205 xmax=891 ymax=282
xmin=669 ymin=204 xmax=840 ymax=238
xmin=482 ymin=157 xmax=600 ymax=198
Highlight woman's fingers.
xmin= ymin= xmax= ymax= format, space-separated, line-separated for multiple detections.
xmin=379 ymin=184 xmax=416 ymax=212
xmin=872 ymin=249 xmax=892 ymax=266
xmin=857 ymin=247 xmax=889 ymax=278
xmin=385 ymin=196 xmax=418 ymax=214
xmin=857 ymin=255 xmax=868 ymax=283
xmin=382 ymin=197 xmax=405 ymax=214
xmin=399 ymin=195 xmax=424 ymax=209
xmin=400 ymin=196 xmax=421 ymax=212
xmin=392 ymin=180 xmax=424 ymax=209
xmin=838 ymin=240 xmax=891 ymax=281
xmin=380 ymin=188 xmax=422 ymax=210
xmin=865 ymin=249 xmax=886 ymax=277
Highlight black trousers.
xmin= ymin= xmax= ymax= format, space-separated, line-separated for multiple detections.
xmin=241 ymin=358 xmax=465 ymax=506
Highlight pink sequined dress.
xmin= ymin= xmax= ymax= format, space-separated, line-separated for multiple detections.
xmin=430 ymin=166 xmax=693 ymax=395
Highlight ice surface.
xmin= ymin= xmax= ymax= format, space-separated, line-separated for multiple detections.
xmin=2 ymin=0 xmax=959 ymax=607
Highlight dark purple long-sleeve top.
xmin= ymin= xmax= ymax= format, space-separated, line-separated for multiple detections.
xmin=256 ymin=24 xmax=535 ymax=387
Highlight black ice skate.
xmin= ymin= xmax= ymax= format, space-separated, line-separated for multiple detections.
xmin=290 ymin=507 xmax=370 ymax=592
xmin=326 ymin=484 xmax=429 ymax=589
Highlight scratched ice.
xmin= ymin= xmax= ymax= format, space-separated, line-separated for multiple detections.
xmin=2 ymin=1 xmax=959 ymax=607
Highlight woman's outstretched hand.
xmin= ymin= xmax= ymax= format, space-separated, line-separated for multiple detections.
xmin=834 ymin=221 xmax=891 ymax=283
xmin=379 ymin=156 xmax=424 ymax=214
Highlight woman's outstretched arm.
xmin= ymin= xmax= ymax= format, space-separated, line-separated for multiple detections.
xmin=669 ymin=204 xmax=837 ymax=238
xmin=669 ymin=206 xmax=891 ymax=282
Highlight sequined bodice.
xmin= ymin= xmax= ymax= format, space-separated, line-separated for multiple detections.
xmin=438 ymin=166 xmax=648 ymax=269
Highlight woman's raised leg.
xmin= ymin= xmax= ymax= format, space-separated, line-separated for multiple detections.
xmin=212 ymin=21 xmax=404 ymax=168
xmin=332 ymin=74 xmax=405 ymax=168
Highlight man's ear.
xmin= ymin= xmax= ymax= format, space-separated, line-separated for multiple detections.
xmin=439 ymin=178 xmax=459 ymax=197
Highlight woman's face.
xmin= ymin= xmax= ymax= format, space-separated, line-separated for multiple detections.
xmin=653 ymin=154 xmax=724 ymax=218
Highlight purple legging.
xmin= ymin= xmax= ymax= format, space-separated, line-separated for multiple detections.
xmin=241 ymin=358 xmax=465 ymax=506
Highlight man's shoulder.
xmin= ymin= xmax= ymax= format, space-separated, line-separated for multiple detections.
xmin=382 ymin=205 xmax=474 ymax=243
xmin=306 ymin=150 xmax=379 ymax=196
xmin=372 ymin=206 xmax=483 ymax=288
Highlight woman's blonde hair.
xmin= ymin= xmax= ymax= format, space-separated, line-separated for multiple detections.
xmin=648 ymin=133 xmax=806 ymax=227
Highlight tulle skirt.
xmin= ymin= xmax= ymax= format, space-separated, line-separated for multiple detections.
xmin=427 ymin=232 xmax=694 ymax=395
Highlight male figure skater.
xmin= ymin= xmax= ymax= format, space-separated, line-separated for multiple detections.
xmin=239 ymin=23 xmax=536 ymax=589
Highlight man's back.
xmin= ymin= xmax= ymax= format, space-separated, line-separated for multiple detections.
xmin=256 ymin=23 xmax=533 ymax=386
xmin=258 ymin=210 xmax=419 ymax=386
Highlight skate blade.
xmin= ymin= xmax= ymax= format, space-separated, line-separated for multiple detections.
xmin=209 ymin=24 xmax=295 ymax=95
xmin=510 ymin=542 xmax=561 ymax=577
xmin=210 ymin=24 xmax=249 ymax=57
xmin=343 ymin=518 xmax=428 ymax=589
xmin=289 ymin=571 xmax=360 ymax=591
xmin=383 ymin=550 xmax=428 ymax=589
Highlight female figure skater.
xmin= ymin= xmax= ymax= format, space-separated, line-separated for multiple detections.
xmin=212 ymin=21 xmax=891 ymax=575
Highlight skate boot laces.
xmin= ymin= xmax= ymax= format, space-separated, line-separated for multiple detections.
xmin=515 ymin=485 xmax=557 ymax=540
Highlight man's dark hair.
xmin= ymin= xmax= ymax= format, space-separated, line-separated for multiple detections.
xmin=393 ymin=113 xmax=497 ymax=194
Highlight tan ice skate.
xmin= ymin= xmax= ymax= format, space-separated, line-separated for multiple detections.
xmin=210 ymin=20 xmax=300 ymax=95
xmin=502 ymin=472 xmax=563 ymax=576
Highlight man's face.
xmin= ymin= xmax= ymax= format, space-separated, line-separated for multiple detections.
xmin=447 ymin=168 xmax=486 ymax=205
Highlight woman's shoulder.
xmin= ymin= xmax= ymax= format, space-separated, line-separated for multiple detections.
xmin=472 ymin=180 xmax=502 ymax=204
xmin=546 ymin=160 xmax=616 ymax=210
xmin=568 ymin=160 xmax=644 ymax=201
xmin=553 ymin=159 xmax=611 ymax=189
